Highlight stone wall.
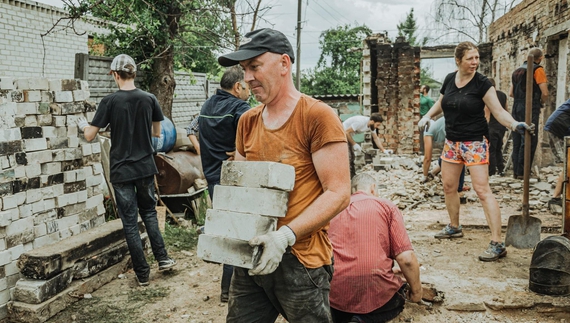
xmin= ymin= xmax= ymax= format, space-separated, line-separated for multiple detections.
xmin=0 ymin=77 xmax=105 ymax=320
xmin=362 ymin=35 xmax=421 ymax=154
xmin=488 ymin=0 xmax=570 ymax=166
xmin=0 ymin=0 xmax=109 ymax=79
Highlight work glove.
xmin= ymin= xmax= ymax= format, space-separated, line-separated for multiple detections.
xmin=418 ymin=116 xmax=431 ymax=132
xmin=510 ymin=121 xmax=535 ymax=135
xmin=77 ymin=117 xmax=89 ymax=132
xmin=383 ymin=149 xmax=393 ymax=155
xmin=248 ymin=225 xmax=296 ymax=276
xmin=352 ymin=144 xmax=362 ymax=152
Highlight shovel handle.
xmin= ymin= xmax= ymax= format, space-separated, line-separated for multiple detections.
xmin=523 ymin=54 xmax=533 ymax=218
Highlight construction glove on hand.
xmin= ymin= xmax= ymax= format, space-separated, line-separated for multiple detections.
xmin=77 ymin=117 xmax=89 ymax=132
xmin=384 ymin=149 xmax=393 ymax=155
xmin=418 ymin=116 xmax=431 ymax=132
xmin=352 ymin=144 xmax=362 ymax=152
xmin=510 ymin=121 xmax=535 ymax=135
xmin=248 ymin=225 xmax=296 ymax=276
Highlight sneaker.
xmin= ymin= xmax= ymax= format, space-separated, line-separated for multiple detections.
xmin=548 ymin=197 xmax=562 ymax=207
xmin=137 ymin=276 xmax=149 ymax=287
xmin=158 ymin=257 xmax=177 ymax=271
xmin=423 ymin=173 xmax=434 ymax=183
xmin=478 ymin=241 xmax=507 ymax=262
xmin=434 ymin=224 xmax=464 ymax=239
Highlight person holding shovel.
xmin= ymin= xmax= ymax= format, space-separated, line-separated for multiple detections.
xmin=418 ymin=42 xmax=534 ymax=262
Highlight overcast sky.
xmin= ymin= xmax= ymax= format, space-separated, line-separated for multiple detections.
xmin=38 ymin=0 xmax=459 ymax=80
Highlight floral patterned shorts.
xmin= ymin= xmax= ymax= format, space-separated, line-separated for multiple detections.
xmin=441 ymin=138 xmax=489 ymax=166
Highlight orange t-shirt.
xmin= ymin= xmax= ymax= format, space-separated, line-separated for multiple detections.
xmin=236 ymin=95 xmax=347 ymax=268
xmin=534 ymin=67 xmax=547 ymax=84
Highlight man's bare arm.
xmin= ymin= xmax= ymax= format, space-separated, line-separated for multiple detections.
xmin=538 ymin=82 xmax=548 ymax=104
xmin=345 ymin=129 xmax=356 ymax=147
xmin=152 ymin=121 xmax=161 ymax=138
xmin=395 ymin=250 xmax=422 ymax=302
xmin=371 ymin=132 xmax=385 ymax=152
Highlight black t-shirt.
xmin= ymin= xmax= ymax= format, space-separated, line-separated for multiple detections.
xmin=91 ymin=88 xmax=164 ymax=184
xmin=440 ymin=72 xmax=492 ymax=141
xmin=198 ymin=89 xmax=250 ymax=183
xmin=489 ymin=90 xmax=508 ymax=132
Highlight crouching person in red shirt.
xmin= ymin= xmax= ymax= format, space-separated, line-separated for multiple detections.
xmin=329 ymin=173 xmax=422 ymax=323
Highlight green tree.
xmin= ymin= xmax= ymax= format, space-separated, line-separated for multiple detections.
xmin=52 ymin=0 xmax=268 ymax=119
xmin=397 ymin=8 xmax=428 ymax=46
xmin=302 ymin=24 xmax=372 ymax=95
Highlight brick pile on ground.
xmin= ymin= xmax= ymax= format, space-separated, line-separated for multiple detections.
xmin=197 ymin=161 xmax=295 ymax=268
xmin=0 ymin=77 xmax=111 ymax=321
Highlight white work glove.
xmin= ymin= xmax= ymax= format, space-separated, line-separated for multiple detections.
xmin=510 ymin=121 xmax=535 ymax=135
xmin=77 ymin=117 xmax=89 ymax=132
xmin=418 ymin=116 xmax=431 ymax=132
xmin=383 ymin=149 xmax=393 ymax=155
xmin=248 ymin=225 xmax=296 ymax=276
xmin=352 ymin=144 xmax=362 ymax=152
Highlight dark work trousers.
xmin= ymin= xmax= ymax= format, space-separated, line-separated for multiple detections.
xmin=488 ymin=128 xmax=506 ymax=175
xmin=511 ymin=103 xmax=540 ymax=177
xmin=331 ymin=284 xmax=407 ymax=323
xmin=207 ymin=182 xmax=233 ymax=298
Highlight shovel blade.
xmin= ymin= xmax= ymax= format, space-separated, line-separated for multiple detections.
xmin=505 ymin=215 xmax=542 ymax=249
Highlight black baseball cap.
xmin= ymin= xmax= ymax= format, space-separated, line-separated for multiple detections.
xmin=218 ymin=28 xmax=295 ymax=67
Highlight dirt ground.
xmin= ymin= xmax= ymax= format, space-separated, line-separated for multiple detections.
xmin=45 ymin=176 xmax=570 ymax=323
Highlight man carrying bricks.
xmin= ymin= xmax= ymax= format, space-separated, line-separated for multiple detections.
xmin=329 ymin=173 xmax=422 ymax=323
xmin=218 ymin=28 xmax=351 ymax=322
xmin=76 ymin=54 xmax=176 ymax=287
xmin=186 ymin=65 xmax=251 ymax=302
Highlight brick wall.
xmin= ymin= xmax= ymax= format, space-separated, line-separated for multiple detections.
xmin=0 ymin=0 xmax=109 ymax=79
xmin=0 ymin=77 xmax=106 ymax=319
xmin=489 ymin=0 xmax=570 ymax=166
xmin=363 ymin=35 xmax=421 ymax=154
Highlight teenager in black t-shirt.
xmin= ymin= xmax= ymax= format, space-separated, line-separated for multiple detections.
xmin=418 ymin=42 xmax=533 ymax=262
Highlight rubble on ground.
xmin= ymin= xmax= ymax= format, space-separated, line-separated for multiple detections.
xmin=355 ymin=151 xmax=562 ymax=214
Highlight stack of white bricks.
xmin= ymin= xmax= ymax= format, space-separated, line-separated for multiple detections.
xmin=197 ymin=161 xmax=295 ymax=269
xmin=0 ymin=77 xmax=106 ymax=319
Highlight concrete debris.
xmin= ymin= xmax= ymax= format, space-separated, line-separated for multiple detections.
xmin=357 ymin=154 xmax=562 ymax=213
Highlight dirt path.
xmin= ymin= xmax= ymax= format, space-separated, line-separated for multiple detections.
xmin=45 ymin=196 xmax=570 ymax=323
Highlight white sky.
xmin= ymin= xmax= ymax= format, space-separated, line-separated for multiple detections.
xmin=36 ymin=0 xmax=459 ymax=81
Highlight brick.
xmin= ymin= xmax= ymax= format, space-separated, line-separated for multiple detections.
xmin=53 ymin=91 xmax=73 ymax=103
xmin=14 ymin=79 xmax=29 ymax=90
xmin=26 ymin=188 xmax=43 ymax=204
xmin=27 ymin=151 xmax=52 ymax=164
xmin=41 ymin=162 xmax=61 ymax=175
xmin=197 ymin=234 xmax=260 ymax=269
xmin=23 ymin=138 xmax=47 ymax=152
xmin=20 ymin=127 xmax=42 ymax=139
xmin=41 ymin=126 xmax=57 ymax=137
xmin=0 ymin=128 xmax=21 ymax=141
xmin=0 ymin=102 xmax=16 ymax=116
xmin=81 ymin=143 xmax=92 ymax=156
xmin=220 ymin=161 xmax=295 ymax=192
xmin=25 ymin=163 xmax=42 ymax=177
xmin=23 ymin=90 xmax=41 ymax=102
xmin=0 ymin=210 xmax=14 ymax=227
xmin=24 ymin=115 xmax=38 ymax=126
xmin=72 ymin=90 xmax=89 ymax=101
xmin=0 ymin=251 xmax=10 ymax=266
xmin=7 ymin=217 xmax=33 ymax=236
xmin=204 ymin=209 xmax=277 ymax=241
xmin=213 ymin=185 xmax=288 ymax=217
xmin=53 ymin=116 xmax=65 ymax=127
xmin=85 ymin=194 xmax=103 ymax=210
xmin=16 ymin=102 xmax=37 ymax=115
xmin=85 ymin=174 xmax=102 ymax=187
xmin=0 ymin=141 xmax=23 ymax=155
xmin=56 ymin=193 xmax=77 ymax=208
xmin=2 ymin=192 xmax=26 ymax=209
xmin=14 ymin=269 xmax=74 ymax=304
xmin=38 ymin=114 xmax=52 ymax=126
xmin=48 ymin=80 xmax=63 ymax=92
xmin=0 ymin=78 xmax=14 ymax=90
xmin=40 ymin=91 xmax=54 ymax=103
xmin=33 ymin=232 xmax=60 ymax=249
xmin=28 ymin=78 xmax=49 ymax=90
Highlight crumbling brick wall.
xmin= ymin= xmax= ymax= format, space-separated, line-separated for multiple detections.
xmin=363 ymin=35 xmax=421 ymax=154
xmin=0 ymin=77 xmax=105 ymax=320
xmin=489 ymin=0 xmax=570 ymax=166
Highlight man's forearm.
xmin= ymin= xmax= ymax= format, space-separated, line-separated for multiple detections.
xmin=396 ymin=251 xmax=422 ymax=298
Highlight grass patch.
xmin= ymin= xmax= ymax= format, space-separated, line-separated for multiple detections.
xmin=128 ymin=286 xmax=170 ymax=302
xmin=162 ymin=222 xmax=199 ymax=251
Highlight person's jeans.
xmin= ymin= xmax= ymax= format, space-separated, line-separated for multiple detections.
xmin=207 ymin=182 xmax=233 ymax=296
xmin=511 ymin=105 xmax=540 ymax=176
xmin=488 ymin=128 xmax=506 ymax=175
xmin=113 ymin=175 xmax=168 ymax=280
xmin=438 ymin=158 xmax=465 ymax=192
xmin=226 ymin=250 xmax=334 ymax=323
xmin=331 ymin=284 xmax=407 ymax=323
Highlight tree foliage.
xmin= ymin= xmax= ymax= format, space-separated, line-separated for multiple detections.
xmin=397 ymin=8 xmax=428 ymax=46
xmin=54 ymin=0 xmax=269 ymax=118
xmin=431 ymin=0 xmax=522 ymax=44
xmin=301 ymin=24 xmax=372 ymax=95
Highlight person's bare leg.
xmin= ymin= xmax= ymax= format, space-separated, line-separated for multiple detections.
xmin=423 ymin=137 xmax=433 ymax=178
xmin=441 ymin=161 xmax=465 ymax=227
xmin=469 ymin=164 xmax=502 ymax=242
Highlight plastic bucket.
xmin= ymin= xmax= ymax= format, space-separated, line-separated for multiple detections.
xmin=152 ymin=117 xmax=177 ymax=153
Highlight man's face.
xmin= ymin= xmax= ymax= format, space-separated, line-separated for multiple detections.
xmin=240 ymin=52 xmax=283 ymax=104
xmin=373 ymin=122 xmax=382 ymax=130
xmin=420 ymin=85 xmax=426 ymax=94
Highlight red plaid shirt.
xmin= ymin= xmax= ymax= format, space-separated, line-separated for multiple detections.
xmin=329 ymin=192 xmax=413 ymax=313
